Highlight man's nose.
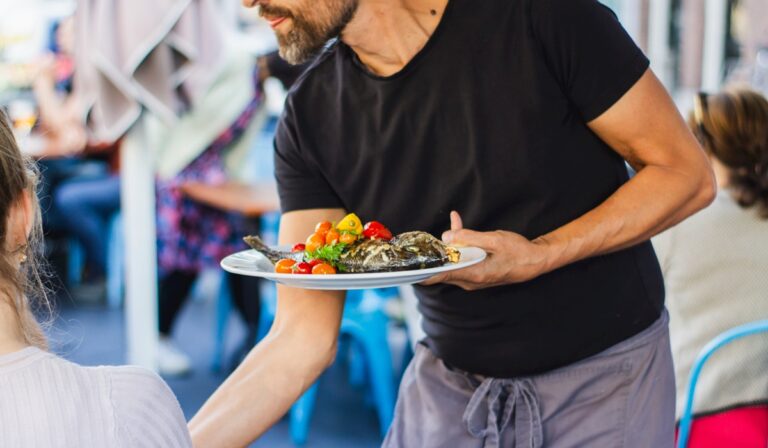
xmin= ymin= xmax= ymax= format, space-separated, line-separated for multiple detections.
xmin=241 ymin=0 xmax=263 ymax=8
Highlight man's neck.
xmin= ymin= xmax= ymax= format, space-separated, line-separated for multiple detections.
xmin=342 ymin=0 xmax=449 ymax=76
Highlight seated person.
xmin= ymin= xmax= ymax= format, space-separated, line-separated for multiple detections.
xmin=32 ymin=17 xmax=120 ymax=293
xmin=653 ymin=87 xmax=768 ymax=447
xmin=0 ymin=112 xmax=190 ymax=446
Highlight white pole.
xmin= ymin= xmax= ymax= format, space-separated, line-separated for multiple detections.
xmin=702 ymin=0 xmax=729 ymax=91
xmin=120 ymin=116 xmax=159 ymax=370
xmin=649 ymin=0 xmax=673 ymax=88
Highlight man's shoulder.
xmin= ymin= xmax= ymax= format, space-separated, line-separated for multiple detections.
xmin=284 ymin=42 xmax=343 ymax=107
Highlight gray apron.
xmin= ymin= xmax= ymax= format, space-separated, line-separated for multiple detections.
xmin=383 ymin=311 xmax=675 ymax=447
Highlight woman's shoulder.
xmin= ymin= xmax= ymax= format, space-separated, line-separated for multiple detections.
xmin=99 ymin=365 xmax=192 ymax=447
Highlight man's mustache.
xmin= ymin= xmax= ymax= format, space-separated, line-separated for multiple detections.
xmin=259 ymin=4 xmax=295 ymax=20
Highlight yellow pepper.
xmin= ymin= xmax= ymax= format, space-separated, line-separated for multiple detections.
xmin=336 ymin=213 xmax=363 ymax=235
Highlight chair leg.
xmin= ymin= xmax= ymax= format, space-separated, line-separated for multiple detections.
xmin=106 ymin=214 xmax=124 ymax=308
xmin=67 ymin=239 xmax=84 ymax=287
xmin=211 ymin=273 xmax=232 ymax=372
xmin=290 ymin=383 xmax=319 ymax=446
xmin=348 ymin=339 xmax=367 ymax=387
xmin=343 ymin=314 xmax=396 ymax=437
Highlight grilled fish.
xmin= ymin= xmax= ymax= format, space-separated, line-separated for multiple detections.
xmin=243 ymin=231 xmax=459 ymax=273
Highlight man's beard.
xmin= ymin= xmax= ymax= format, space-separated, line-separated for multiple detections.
xmin=262 ymin=0 xmax=359 ymax=65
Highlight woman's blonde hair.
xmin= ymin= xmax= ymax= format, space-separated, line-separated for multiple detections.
xmin=0 ymin=111 xmax=50 ymax=349
xmin=690 ymin=87 xmax=768 ymax=218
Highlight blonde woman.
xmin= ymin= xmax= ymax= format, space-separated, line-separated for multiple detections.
xmin=653 ymin=87 xmax=768 ymax=447
xmin=0 ymin=111 xmax=191 ymax=447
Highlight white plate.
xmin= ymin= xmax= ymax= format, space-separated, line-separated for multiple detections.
xmin=221 ymin=246 xmax=487 ymax=290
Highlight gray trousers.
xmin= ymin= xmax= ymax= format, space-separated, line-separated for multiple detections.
xmin=383 ymin=311 xmax=675 ymax=448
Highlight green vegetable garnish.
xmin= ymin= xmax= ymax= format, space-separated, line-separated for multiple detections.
xmin=305 ymin=243 xmax=349 ymax=272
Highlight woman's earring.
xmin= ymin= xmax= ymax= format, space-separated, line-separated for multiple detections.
xmin=16 ymin=244 xmax=28 ymax=264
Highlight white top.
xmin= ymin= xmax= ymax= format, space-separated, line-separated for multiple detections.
xmin=0 ymin=347 xmax=192 ymax=447
xmin=653 ymin=191 xmax=768 ymax=418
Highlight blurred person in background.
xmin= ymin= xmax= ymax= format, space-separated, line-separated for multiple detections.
xmin=156 ymin=53 xmax=309 ymax=376
xmin=0 ymin=111 xmax=190 ymax=447
xmin=31 ymin=16 xmax=121 ymax=298
xmin=653 ymin=87 xmax=768 ymax=447
xmin=191 ymin=0 xmax=715 ymax=446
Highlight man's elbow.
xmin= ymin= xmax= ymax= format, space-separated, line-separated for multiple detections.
xmin=690 ymin=162 xmax=717 ymax=211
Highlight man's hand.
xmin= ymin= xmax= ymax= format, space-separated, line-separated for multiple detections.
xmin=422 ymin=211 xmax=552 ymax=290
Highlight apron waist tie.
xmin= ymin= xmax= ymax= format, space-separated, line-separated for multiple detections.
xmin=462 ymin=377 xmax=543 ymax=448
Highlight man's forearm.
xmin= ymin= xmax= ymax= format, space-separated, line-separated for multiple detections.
xmin=535 ymin=163 xmax=715 ymax=273
xmin=189 ymin=331 xmax=335 ymax=447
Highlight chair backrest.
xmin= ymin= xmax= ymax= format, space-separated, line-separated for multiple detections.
xmin=677 ymin=319 xmax=768 ymax=448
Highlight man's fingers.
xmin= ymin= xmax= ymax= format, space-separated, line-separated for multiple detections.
xmin=421 ymin=272 xmax=451 ymax=286
xmin=450 ymin=210 xmax=463 ymax=231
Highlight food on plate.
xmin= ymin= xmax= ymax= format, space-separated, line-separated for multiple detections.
xmin=242 ymin=214 xmax=460 ymax=275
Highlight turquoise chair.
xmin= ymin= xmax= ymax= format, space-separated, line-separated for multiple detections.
xmin=67 ymin=212 xmax=124 ymax=308
xmin=677 ymin=319 xmax=768 ymax=448
xmin=288 ymin=288 xmax=398 ymax=445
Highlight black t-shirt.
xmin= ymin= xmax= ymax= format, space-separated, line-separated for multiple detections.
xmin=274 ymin=0 xmax=665 ymax=377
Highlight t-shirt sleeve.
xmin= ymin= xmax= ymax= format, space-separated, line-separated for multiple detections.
xmin=530 ymin=0 xmax=650 ymax=122
xmin=109 ymin=367 xmax=192 ymax=448
xmin=273 ymin=100 xmax=345 ymax=213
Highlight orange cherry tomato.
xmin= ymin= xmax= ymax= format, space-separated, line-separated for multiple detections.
xmin=325 ymin=229 xmax=340 ymax=245
xmin=305 ymin=233 xmax=325 ymax=253
xmin=311 ymin=263 xmax=337 ymax=275
xmin=314 ymin=221 xmax=332 ymax=238
xmin=275 ymin=259 xmax=296 ymax=273
xmin=339 ymin=232 xmax=358 ymax=245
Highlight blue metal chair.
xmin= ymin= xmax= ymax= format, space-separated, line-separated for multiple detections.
xmin=289 ymin=288 xmax=398 ymax=445
xmin=67 ymin=211 xmax=124 ymax=308
xmin=677 ymin=319 xmax=768 ymax=448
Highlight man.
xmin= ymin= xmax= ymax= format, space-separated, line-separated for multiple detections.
xmin=190 ymin=0 xmax=715 ymax=446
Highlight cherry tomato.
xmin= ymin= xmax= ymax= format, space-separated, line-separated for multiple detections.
xmin=305 ymin=233 xmax=325 ymax=253
xmin=325 ymin=229 xmax=340 ymax=245
xmin=314 ymin=221 xmax=332 ymax=238
xmin=311 ymin=263 xmax=337 ymax=275
xmin=291 ymin=243 xmax=306 ymax=253
xmin=339 ymin=232 xmax=358 ymax=245
xmin=308 ymin=259 xmax=324 ymax=267
xmin=363 ymin=221 xmax=393 ymax=240
xmin=294 ymin=262 xmax=312 ymax=274
xmin=275 ymin=259 xmax=296 ymax=273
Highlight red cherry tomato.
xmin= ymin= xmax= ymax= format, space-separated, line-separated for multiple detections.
xmin=275 ymin=259 xmax=296 ymax=274
xmin=305 ymin=233 xmax=325 ymax=253
xmin=308 ymin=259 xmax=324 ymax=267
xmin=294 ymin=262 xmax=312 ymax=274
xmin=292 ymin=243 xmax=306 ymax=253
xmin=325 ymin=229 xmax=340 ymax=245
xmin=311 ymin=263 xmax=337 ymax=275
xmin=314 ymin=221 xmax=332 ymax=238
xmin=363 ymin=221 xmax=393 ymax=240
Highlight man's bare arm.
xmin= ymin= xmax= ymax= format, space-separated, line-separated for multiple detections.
xmin=425 ymin=69 xmax=716 ymax=289
xmin=189 ymin=208 xmax=347 ymax=448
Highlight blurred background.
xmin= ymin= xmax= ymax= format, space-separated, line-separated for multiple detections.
xmin=0 ymin=0 xmax=766 ymax=447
